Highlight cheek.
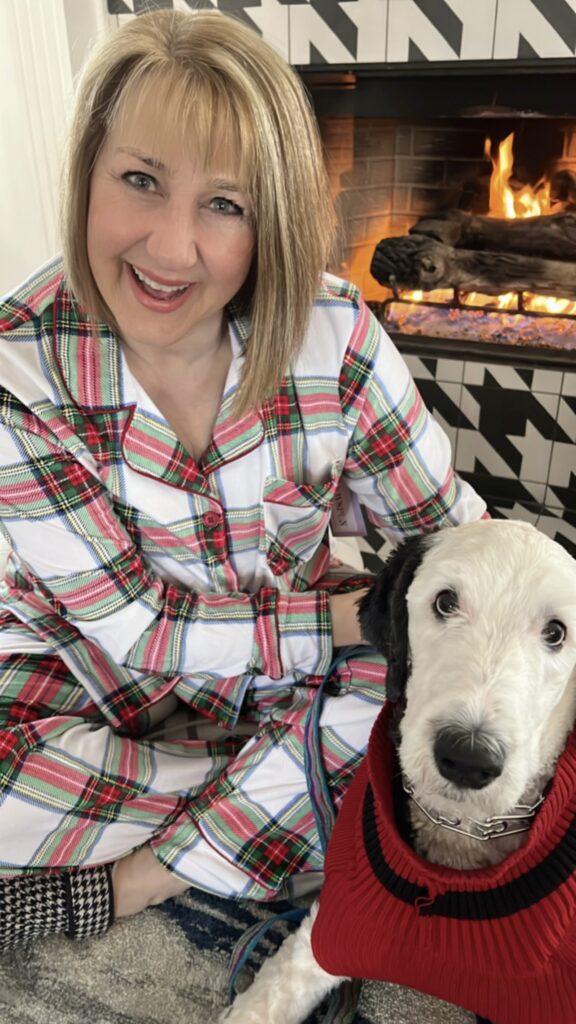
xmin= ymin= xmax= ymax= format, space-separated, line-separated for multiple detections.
xmin=87 ymin=186 xmax=136 ymax=264
xmin=216 ymin=228 xmax=254 ymax=279
xmin=533 ymin=653 xmax=576 ymax=709
xmin=87 ymin=201 xmax=117 ymax=268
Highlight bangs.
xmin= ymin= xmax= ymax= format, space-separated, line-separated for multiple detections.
xmin=109 ymin=67 xmax=254 ymax=188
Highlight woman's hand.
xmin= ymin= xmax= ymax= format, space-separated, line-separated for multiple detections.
xmin=329 ymin=589 xmax=370 ymax=648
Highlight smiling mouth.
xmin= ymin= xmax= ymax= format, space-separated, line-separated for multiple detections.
xmin=129 ymin=264 xmax=191 ymax=300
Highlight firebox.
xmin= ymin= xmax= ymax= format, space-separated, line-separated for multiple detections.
xmin=301 ymin=62 xmax=576 ymax=559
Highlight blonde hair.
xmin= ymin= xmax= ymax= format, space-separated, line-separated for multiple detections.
xmin=60 ymin=9 xmax=335 ymax=413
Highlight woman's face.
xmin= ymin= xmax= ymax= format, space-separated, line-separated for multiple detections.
xmin=86 ymin=101 xmax=255 ymax=356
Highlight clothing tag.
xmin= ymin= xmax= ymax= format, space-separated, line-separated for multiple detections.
xmin=331 ymin=478 xmax=367 ymax=536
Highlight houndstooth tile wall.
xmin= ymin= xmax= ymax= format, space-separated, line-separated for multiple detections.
xmin=354 ymin=349 xmax=575 ymax=566
xmin=106 ymin=0 xmax=576 ymax=64
xmin=402 ymin=350 xmax=575 ymax=554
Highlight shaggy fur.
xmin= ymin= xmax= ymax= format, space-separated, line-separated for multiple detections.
xmin=220 ymin=520 xmax=576 ymax=1023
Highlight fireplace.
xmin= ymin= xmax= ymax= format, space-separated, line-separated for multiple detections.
xmin=308 ymin=85 xmax=576 ymax=356
xmin=302 ymin=66 xmax=576 ymax=558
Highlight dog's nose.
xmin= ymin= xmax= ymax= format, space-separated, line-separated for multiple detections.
xmin=433 ymin=727 xmax=505 ymax=790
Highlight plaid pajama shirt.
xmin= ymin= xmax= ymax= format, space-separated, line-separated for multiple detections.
xmin=0 ymin=258 xmax=486 ymax=899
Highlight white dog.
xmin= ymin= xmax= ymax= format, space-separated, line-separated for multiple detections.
xmin=220 ymin=519 xmax=576 ymax=1024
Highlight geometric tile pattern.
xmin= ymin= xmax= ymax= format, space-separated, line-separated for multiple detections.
xmin=106 ymin=0 xmax=290 ymax=60
xmin=385 ymin=0 xmax=498 ymax=64
xmin=403 ymin=354 xmax=573 ymax=561
xmin=456 ymin=359 xmax=575 ymax=556
xmin=107 ymin=0 xmax=576 ymax=64
xmin=358 ymin=352 xmax=576 ymax=564
xmin=494 ymin=0 xmax=576 ymax=60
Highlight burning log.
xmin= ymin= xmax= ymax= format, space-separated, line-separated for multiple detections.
xmin=371 ymin=235 xmax=576 ymax=300
xmin=409 ymin=210 xmax=576 ymax=262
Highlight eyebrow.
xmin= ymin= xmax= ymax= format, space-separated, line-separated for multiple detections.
xmin=209 ymin=178 xmax=244 ymax=193
xmin=116 ymin=147 xmax=166 ymax=171
xmin=115 ymin=149 xmax=244 ymax=192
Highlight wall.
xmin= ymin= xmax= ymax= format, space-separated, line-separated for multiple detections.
xmin=0 ymin=0 xmax=112 ymax=296
xmin=108 ymin=1 xmax=576 ymax=66
xmin=352 ymin=347 xmax=576 ymax=564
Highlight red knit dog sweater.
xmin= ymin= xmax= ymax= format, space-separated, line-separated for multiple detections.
xmin=311 ymin=703 xmax=576 ymax=1024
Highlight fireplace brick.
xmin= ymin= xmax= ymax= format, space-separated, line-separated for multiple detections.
xmin=565 ymin=130 xmax=576 ymax=159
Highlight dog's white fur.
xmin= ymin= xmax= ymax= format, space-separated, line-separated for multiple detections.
xmin=219 ymin=520 xmax=576 ymax=1023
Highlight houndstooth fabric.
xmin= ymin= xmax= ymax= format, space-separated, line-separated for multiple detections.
xmin=0 ymin=865 xmax=113 ymax=950
xmin=66 ymin=864 xmax=115 ymax=940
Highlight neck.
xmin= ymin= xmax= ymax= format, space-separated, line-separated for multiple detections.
xmin=122 ymin=317 xmax=229 ymax=374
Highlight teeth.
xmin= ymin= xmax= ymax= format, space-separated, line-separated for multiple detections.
xmin=132 ymin=266 xmax=188 ymax=294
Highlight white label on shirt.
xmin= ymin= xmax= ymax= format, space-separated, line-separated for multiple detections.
xmin=331 ymin=478 xmax=367 ymax=536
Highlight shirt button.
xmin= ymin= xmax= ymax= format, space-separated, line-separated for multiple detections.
xmin=203 ymin=510 xmax=222 ymax=529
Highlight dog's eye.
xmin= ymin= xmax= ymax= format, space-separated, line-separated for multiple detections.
xmin=434 ymin=589 xmax=459 ymax=618
xmin=542 ymin=619 xmax=566 ymax=649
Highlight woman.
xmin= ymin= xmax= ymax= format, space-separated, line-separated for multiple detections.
xmin=0 ymin=9 xmax=486 ymax=948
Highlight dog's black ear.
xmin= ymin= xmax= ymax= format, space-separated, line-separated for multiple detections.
xmin=357 ymin=535 xmax=429 ymax=702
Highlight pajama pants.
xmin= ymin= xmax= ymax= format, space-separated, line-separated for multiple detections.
xmin=0 ymin=647 xmax=388 ymax=901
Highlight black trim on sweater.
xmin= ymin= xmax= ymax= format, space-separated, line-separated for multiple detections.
xmin=362 ymin=782 xmax=576 ymax=920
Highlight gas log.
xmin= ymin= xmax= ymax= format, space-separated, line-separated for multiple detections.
xmin=408 ymin=210 xmax=576 ymax=262
xmin=371 ymin=234 xmax=576 ymax=300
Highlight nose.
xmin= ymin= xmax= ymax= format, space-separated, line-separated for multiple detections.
xmin=433 ymin=726 xmax=505 ymax=790
xmin=146 ymin=203 xmax=199 ymax=270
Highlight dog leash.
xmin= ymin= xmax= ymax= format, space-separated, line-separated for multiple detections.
xmin=227 ymin=646 xmax=366 ymax=1022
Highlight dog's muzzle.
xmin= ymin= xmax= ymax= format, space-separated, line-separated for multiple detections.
xmin=433 ymin=725 xmax=505 ymax=790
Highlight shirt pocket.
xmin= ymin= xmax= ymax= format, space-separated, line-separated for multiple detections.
xmin=261 ymin=464 xmax=340 ymax=576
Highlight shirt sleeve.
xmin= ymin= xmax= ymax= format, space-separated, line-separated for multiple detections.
xmin=0 ymin=401 xmax=333 ymax=709
xmin=340 ymin=301 xmax=487 ymax=539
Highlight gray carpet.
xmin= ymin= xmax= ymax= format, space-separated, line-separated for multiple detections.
xmin=0 ymin=888 xmax=475 ymax=1024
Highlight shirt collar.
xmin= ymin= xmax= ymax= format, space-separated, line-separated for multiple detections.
xmin=53 ymin=278 xmax=264 ymax=479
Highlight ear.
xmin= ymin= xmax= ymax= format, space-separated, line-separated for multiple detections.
xmin=357 ymin=535 xmax=430 ymax=702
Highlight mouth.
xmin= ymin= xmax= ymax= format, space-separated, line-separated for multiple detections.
xmin=126 ymin=263 xmax=194 ymax=311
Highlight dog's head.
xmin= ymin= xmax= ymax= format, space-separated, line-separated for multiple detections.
xmin=358 ymin=520 xmax=576 ymax=819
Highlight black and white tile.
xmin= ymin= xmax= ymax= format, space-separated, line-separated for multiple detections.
xmin=107 ymin=0 xmax=576 ymax=64
xmin=457 ymin=368 xmax=562 ymax=486
xmin=358 ymin=354 xmax=576 ymax=564
xmin=493 ymin=0 xmax=576 ymax=60
xmin=288 ymin=0 xmax=387 ymax=66
xmin=386 ymin=0 xmax=497 ymax=64
xmin=107 ymin=0 xmax=290 ymax=58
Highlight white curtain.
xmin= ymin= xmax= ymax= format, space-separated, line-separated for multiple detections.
xmin=0 ymin=0 xmax=112 ymax=295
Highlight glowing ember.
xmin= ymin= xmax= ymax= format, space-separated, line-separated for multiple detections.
xmin=384 ymin=300 xmax=576 ymax=350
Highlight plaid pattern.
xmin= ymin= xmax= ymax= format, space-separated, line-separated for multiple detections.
xmin=0 ymin=258 xmax=486 ymax=897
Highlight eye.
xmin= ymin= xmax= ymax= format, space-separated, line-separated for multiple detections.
xmin=542 ymin=619 xmax=566 ymax=650
xmin=122 ymin=171 xmax=157 ymax=192
xmin=434 ymin=589 xmax=459 ymax=619
xmin=209 ymin=196 xmax=244 ymax=216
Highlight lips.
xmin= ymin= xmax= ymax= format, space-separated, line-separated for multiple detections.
xmin=126 ymin=263 xmax=194 ymax=313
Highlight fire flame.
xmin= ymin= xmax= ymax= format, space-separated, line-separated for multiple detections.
xmin=485 ymin=133 xmax=551 ymax=220
xmin=405 ymin=132 xmax=576 ymax=317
